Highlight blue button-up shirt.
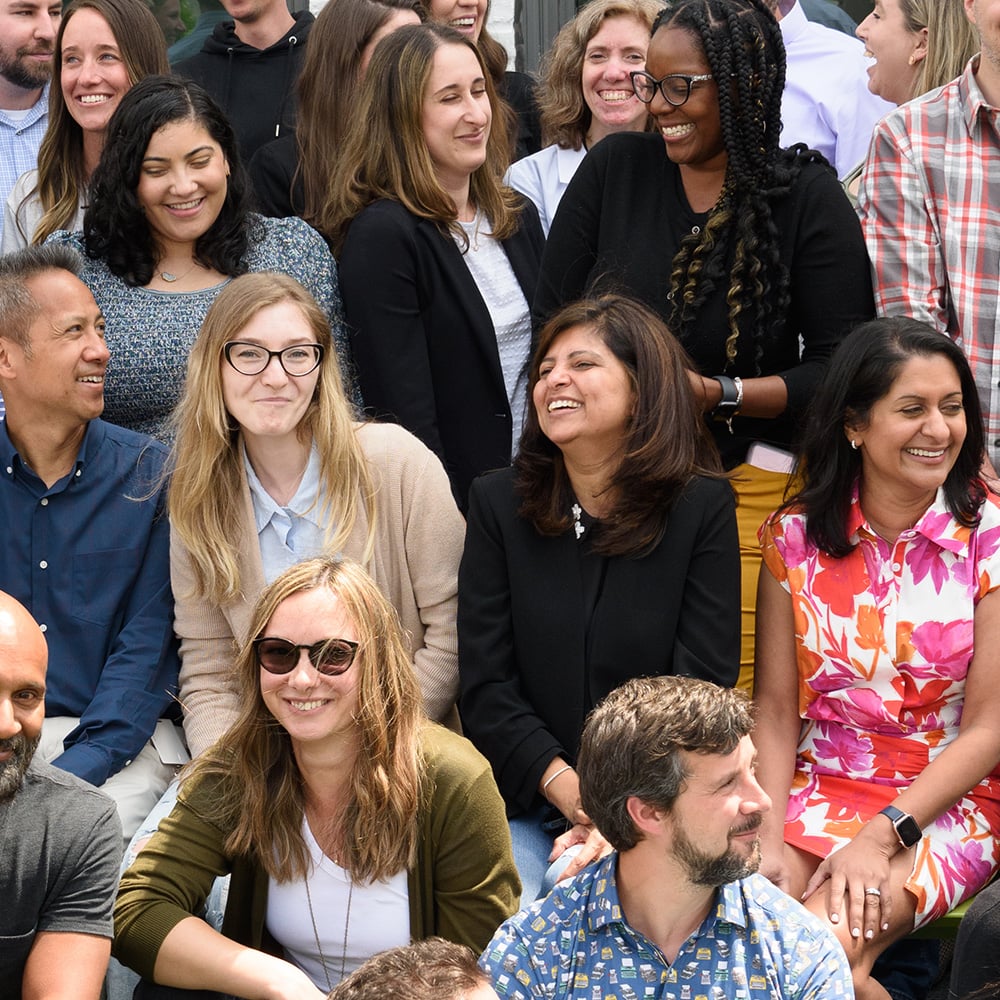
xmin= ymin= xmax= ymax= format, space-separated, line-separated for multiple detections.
xmin=481 ymin=854 xmax=853 ymax=999
xmin=0 ymin=83 xmax=48 ymax=247
xmin=0 ymin=417 xmax=179 ymax=787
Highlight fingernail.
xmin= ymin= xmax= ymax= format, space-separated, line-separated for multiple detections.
xmin=865 ymin=930 xmax=873 ymax=940
xmin=882 ymin=922 xmax=889 ymax=931
xmin=852 ymin=927 xmax=860 ymax=938
xmin=830 ymin=913 xmax=839 ymax=923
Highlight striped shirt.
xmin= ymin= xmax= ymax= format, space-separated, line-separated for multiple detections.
xmin=858 ymin=57 xmax=1000 ymax=462
xmin=0 ymin=83 xmax=48 ymax=248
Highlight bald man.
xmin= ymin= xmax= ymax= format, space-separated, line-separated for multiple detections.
xmin=0 ymin=590 xmax=121 ymax=999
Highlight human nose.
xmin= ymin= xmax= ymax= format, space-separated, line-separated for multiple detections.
xmin=259 ymin=352 xmax=290 ymax=385
xmin=35 ymin=11 xmax=56 ymax=42
xmin=604 ymin=55 xmax=630 ymax=82
xmin=168 ymin=167 xmax=198 ymax=196
xmin=0 ymin=698 xmax=21 ymax=740
xmin=743 ymin=774 xmax=771 ymax=816
xmin=84 ymin=332 xmax=110 ymax=364
xmin=79 ymin=56 xmax=103 ymax=85
xmin=286 ymin=648 xmax=321 ymax=687
xmin=855 ymin=14 xmax=870 ymax=44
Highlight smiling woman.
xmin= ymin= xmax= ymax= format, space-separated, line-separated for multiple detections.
xmin=2 ymin=0 xmax=168 ymax=252
xmin=43 ymin=74 xmax=352 ymax=441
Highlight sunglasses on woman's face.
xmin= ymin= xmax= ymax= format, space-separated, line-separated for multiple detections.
xmin=252 ymin=636 xmax=359 ymax=675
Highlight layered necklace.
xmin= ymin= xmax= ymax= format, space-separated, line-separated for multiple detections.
xmin=303 ymin=864 xmax=353 ymax=991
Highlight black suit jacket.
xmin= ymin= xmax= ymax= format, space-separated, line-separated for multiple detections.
xmin=458 ymin=467 xmax=741 ymax=814
xmin=338 ymin=199 xmax=544 ymax=509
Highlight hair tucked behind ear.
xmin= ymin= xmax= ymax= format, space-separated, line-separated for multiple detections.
xmin=657 ymin=0 xmax=824 ymax=376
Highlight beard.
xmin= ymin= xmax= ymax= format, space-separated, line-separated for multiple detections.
xmin=0 ymin=731 xmax=40 ymax=801
xmin=671 ymin=814 xmax=764 ymax=887
xmin=0 ymin=43 xmax=53 ymax=92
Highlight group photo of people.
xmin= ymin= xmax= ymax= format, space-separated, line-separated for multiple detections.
xmin=2 ymin=0 xmax=1000 ymax=998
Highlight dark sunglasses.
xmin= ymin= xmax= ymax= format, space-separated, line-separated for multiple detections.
xmin=252 ymin=636 xmax=359 ymax=675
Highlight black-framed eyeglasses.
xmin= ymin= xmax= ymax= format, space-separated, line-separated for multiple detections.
xmin=224 ymin=341 xmax=325 ymax=377
xmin=253 ymin=636 xmax=359 ymax=675
xmin=630 ymin=70 xmax=714 ymax=107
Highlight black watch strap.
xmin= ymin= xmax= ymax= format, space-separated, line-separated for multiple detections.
xmin=711 ymin=375 xmax=739 ymax=419
xmin=879 ymin=804 xmax=922 ymax=848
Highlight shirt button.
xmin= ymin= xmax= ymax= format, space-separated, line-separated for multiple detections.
xmin=5 ymin=467 xmax=11 ymax=474
xmin=39 ymin=560 xmax=47 ymax=569
xmin=75 ymin=469 xmax=82 ymax=477
xmin=39 ymin=624 xmax=47 ymax=633
xmin=40 ymin=498 xmax=48 ymax=506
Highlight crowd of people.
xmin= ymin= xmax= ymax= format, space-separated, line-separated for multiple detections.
xmin=2 ymin=0 xmax=1000 ymax=998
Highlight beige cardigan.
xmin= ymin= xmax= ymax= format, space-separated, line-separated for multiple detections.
xmin=172 ymin=422 xmax=464 ymax=756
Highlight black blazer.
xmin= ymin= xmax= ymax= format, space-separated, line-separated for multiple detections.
xmin=458 ymin=467 xmax=741 ymax=814
xmin=338 ymin=198 xmax=544 ymax=509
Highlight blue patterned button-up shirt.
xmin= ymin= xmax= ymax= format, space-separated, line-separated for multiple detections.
xmin=481 ymin=854 xmax=852 ymax=1000
xmin=0 ymin=83 xmax=48 ymax=248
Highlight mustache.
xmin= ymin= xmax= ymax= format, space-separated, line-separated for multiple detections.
xmin=729 ymin=813 xmax=764 ymax=837
xmin=18 ymin=45 xmax=53 ymax=57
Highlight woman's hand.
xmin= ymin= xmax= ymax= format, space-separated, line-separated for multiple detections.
xmin=802 ymin=831 xmax=895 ymax=942
xmin=550 ymin=821 xmax=612 ymax=883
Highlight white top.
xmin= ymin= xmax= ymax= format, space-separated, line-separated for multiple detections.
xmin=2 ymin=169 xmax=86 ymax=253
xmin=779 ymin=0 xmax=894 ymax=179
xmin=505 ymin=143 xmax=588 ymax=237
xmin=266 ymin=818 xmax=410 ymax=990
xmin=455 ymin=214 xmax=532 ymax=455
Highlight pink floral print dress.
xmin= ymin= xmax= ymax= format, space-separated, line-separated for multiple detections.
xmin=760 ymin=486 xmax=1000 ymax=925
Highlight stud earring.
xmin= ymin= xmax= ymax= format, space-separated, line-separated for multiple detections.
xmin=850 ymin=439 xmax=859 ymax=450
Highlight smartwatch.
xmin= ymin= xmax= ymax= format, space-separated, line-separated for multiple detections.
xmin=879 ymin=804 xmax=922 ymax=848
xmin=711 ymin=375 xmax=743 ymax=423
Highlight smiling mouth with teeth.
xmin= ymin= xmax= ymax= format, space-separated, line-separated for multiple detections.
xmin=289 ymin=699 xmax=329 ymax=712
xmin=78 ymin=375 xmax=104 ymax=383
xmin=548 ymin=400 xmax=580 ymax=411
xmin=79 ymin=94 xmax=110 ymax=104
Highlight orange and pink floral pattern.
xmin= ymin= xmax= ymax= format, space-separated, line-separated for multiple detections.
xmin=760 ymin=487 xmax=1000 ymax=925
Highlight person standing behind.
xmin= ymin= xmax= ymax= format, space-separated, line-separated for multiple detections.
xmin=858 ymin=0 xmax=1000 ymax=472
xmin=2 ymin=0 xmax=168 ymax=253
xmin=0 ymin=245 xmax=179 ymax=840
xmin=172 ymin=0 xmax=313 ymax=164
xmin=506 ymin=0 xmax=662 ymax=236
xmin=0 ymin=0 xmax=61 ymax=246
xmin=327 ymin=23 xmax=543 ymax=510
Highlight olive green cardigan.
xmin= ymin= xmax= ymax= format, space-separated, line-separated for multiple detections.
xmin=114 ymin=724 xmax=520 ymax=981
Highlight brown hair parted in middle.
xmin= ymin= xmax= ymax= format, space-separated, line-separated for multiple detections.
xmin=515 ymin=293 xmax=725 ymax=557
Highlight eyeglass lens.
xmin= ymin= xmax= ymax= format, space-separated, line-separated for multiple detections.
xmin=225 ymin=342 xmax=324 ymax=376
xmin=254 ymin=637 xmax=359 ymax=675
xmin=631 ymin=72 xmax=703 ymax=107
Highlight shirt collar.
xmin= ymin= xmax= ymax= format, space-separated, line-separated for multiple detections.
xmin=0 ymin=416 xmax=101 ymax=480
xmin=243 ymin=440 xmax=322 ymax=535
xmin=960 ymin=56 xmax=1000 ymax=138
xmin=0 ymin=82 xmax=49 ymax=128
xmin=777 ymin=0 xmax=808 ymax=45
xmin=557 ymin=145 xmax=588 ymax=185
xmin=847 ymin=483 xmax=970 ymax=556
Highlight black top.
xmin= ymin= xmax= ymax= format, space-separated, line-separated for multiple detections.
xmin=249 ymin=132 xmax=302 ymax=218
xmin=533 ymin=132 xmax=875 ymax=466
xmin=173 ymin=10 xmax=314 ymax=164
xmin=458 ymin=467 xmax=740 ymax=814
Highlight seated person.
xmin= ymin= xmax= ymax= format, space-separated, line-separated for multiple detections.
xmin=114 ymin=557 xmax=519 ymax=998
xmin=0 ymin=244 xmax=179 ymax=840
xmin=754 ymin=318 xmax=1000 ymax=996
xmin=0 ymin=590 xmax=122 ymax=999
xmin=481 ymin=675 xmax=851 ymax=999
xmin=328 ymin=938 xmax=498 ymax=1000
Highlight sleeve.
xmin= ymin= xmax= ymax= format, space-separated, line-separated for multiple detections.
xmin=394 ymin=433 xmax=464 ymax=722
xmin=671 ymin=480 xmax=741 ymax=687
xmin=858 ymin=119 xmax=950 ymax=333
xmin=531 ymin=145 xmax=606 ymax=329
xmin=339 ymin=208 xmax=445 ymax=459
xmin=423 ymin=734 xmax=521 ymax=953
xmin=505 ymin=156 xmax=548 ymax=235
xmin=1 ymin=173 xmax=31 ymax=254
xmin=759 ymin=514 xmax=792 ymax=592
xmin=789 ymin=925 xmax=855 ymax=1000
xmin=780 ymin=160 xmax=875 ymax=415
xmin=113 ymin=774 xmax=234 ymax=981
xmin=248 ymin=142 xmax=296 ymax=219
xmin=54 ymin=471 xmax=180 ymax=786
xmin=457 ymin=477 xmax=562 ymax=812
xmin=171 ymin=528 xmax=242 ymax=758
xmin=479 ymin=912 xmax=546 ymax=1000
xmin=38 ymin=793 xmax=122 ymax=938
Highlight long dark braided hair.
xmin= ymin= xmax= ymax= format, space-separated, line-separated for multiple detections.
xmin=658 ymin=0 xmax=819 ymax=374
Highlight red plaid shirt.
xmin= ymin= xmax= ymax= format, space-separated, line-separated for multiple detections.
xmin=859 ymin=57 xmax=1000 ymax=460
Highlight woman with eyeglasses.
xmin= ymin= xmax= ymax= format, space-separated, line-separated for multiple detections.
xmin=165 ymin=271 xmax=464 ymax=761
xmin=533 ymin=0 xmax=875 ymax=696
xmin=114 ymin=557 xmax=518 ymax=998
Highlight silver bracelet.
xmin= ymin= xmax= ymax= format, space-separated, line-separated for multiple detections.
xmin=541 ymin=764 xmax=573 ymax=795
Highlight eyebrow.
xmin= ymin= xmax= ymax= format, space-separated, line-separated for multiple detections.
xmin=142 ymin=145 xmax=215 ymax=163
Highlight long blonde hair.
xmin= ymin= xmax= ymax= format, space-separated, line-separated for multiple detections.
xmin=190 ymin=558 xmax=425 ymax=883
xmin=322 ymin=23 xmax=522 ymax=254
xmin=168 ymin=272 xmax=376 ymax=604
xmin=27 ymin=0 xmax=167 ymax=245
xmin=909 ymin=0 xmax=978 ymax=98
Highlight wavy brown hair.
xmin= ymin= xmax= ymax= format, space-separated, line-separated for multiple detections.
xmin=168 ymin=272 xmax=376 ymax=605
xmin=515 ymin=294 xmax=725 ymax=557
xmin=321 ymin=23 xmax=521 ymax=254
xmin=539 ymin=0 xmax=661 ymax=149
xmin=24 ymin=0 xmax=167 ymax=246
xmin=295 ymin=0 xmax=425 ymax=227
xmin=188 ymin=557 xmax=425 ymax=883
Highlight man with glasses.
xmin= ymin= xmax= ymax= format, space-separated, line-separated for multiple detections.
xmin=481 ymin=676 xmax=852 ymax=1000
xmin=0 ymin=244 xmax=180 ymax=841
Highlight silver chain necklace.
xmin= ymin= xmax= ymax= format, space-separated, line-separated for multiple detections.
xmin=304 ymin=864 xmax=353 ymax=991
